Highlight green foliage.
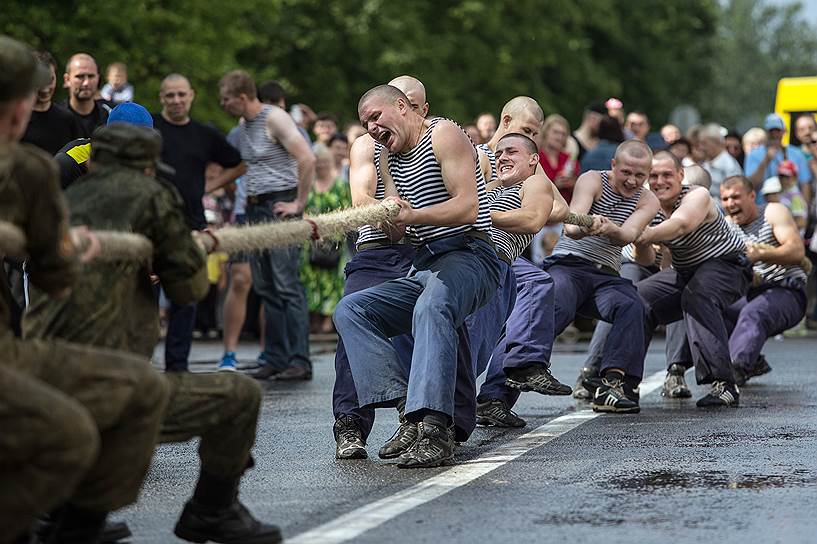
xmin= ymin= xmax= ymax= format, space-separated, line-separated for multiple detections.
xmin=8 ymin=0 xmax=775 ymax=134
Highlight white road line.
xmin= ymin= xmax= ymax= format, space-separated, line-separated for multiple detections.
xmin=288 ymin=370 xmax=666 ymax=544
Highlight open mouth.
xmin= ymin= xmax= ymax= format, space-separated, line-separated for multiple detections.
xmin=499 ymin=164 xmax=513 ymax=173
xmin=378 ymin=130 xmax=392 ymax=147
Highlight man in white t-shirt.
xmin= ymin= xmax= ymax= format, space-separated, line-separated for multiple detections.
xmin=701 ymin=123 xmax=742 ymax=198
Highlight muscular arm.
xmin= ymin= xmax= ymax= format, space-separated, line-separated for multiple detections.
xmin=394 ymin=121 xmax=479 ymax=227
xmin=749 ymin=202 xmax=805 ymax=265
xmin=562 ymin=170 xmax=602 ymax=239
xmin=349 ymin=135 xmax=379 ymax=207
xmin=491 ymin=174 xmax=554 ymax=234
xmin=205 ymin=162 xmax=246 ymax=193
xmin=639 ymin=187 xmax=710 ymax=243
xmin=268 ymin=107 xmax=316 ymax=214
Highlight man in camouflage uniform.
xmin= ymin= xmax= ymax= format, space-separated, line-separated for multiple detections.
xmin=24 ymin=123 xmax=282 ymax=544
xmin=0 ymin=35 xmax=169 ymax=544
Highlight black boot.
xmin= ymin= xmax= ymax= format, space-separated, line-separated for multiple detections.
xmin=44 ymin=504 xmax=107 ymax=544
xmin=174 ymin=472 xmax=282 ymax=544
xmin=38 ymin=515 xmax=131 ymax=543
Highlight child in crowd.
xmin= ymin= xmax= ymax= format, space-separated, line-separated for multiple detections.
xmin=101 ymin=62 xmax=134 ymax=104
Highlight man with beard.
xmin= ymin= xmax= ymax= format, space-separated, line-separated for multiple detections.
xmin=62 ymin=53 xmax=111 ymax=137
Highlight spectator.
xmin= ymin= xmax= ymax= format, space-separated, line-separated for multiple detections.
xmin=761 ymin=175 xmax=782 ymax=203
xmin=301 ymin=144 xmax=351 ymax=334
xmin=539 ymin=113 xmax=579 ymax=203
xmin=312 ymin=112 xmax=338 ymax=146
xmin=464 ymin=123 xmax=481 ymax=145
xmin=625 ymin=111 xmax=650 ymax=141
xmin=686 ymin=124 xmax=706 ymax=166
xmin=742 ymin=127 xmax=766 ymax=157
xmin=100 ymin=62 xmax=134 ymax=105
xmin=669 ymin=137 xmax=692 ymax=164
xmin=572 ymin=101 xmax=606 ymax=162
xmin=153 ymin=73 xmax=245 ymax=372
xmin=21 ymin=51 xmax=81 ymax=154
xmin=344 ymin=122 xmax=366 ymax=143
xmin=795 ymin=115 xmax=817 ymax=160
xmin=700 ymin=123 xmax=743 ymax=197
xmin=195 ymin=199 xmax=229 ymax=340
xmin=475 ymin=112 xmax=497 ymax=143
xmin=745 ymin=114 xmax=812 ymax=203
xmin=661 ymin=123 xmax=682 ymax=144
xmin=219 ymin=69 xmax=316 ymax=381
xmin=62 ymin=53 xmax=111 ymax=137
xmin=257 ymin=79 xmax=311 ymax=143
xmin=328 ymin=133 xmax=349 ymax=182
xmin=805 ymin=128 xmax=817 ymax=204
xmin=777 ymin=160 xmax=808 ymax=233
xmin=725 ymin=129 xmax=745 ymax=166
xmin=580 ymin=114 xmax=624 ymax=173
xmin=605 ymin=97 xmax=624 ymax=125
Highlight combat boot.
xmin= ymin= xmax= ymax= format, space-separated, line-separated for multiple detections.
xmin=174 ymin=499 xmax=282 ymax=544
xmin=43 ymin=504 xmax=107 ymax=544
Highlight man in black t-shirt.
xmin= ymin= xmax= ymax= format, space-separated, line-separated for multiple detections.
xmin=154 ymin=73 xmax=245 ymax=372
xmin=62 ymin=53 xmax=112 ymax=137
xmin=21 ymin=51 xmax=81 ymax=154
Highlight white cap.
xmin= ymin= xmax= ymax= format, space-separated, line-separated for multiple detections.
xmin=761 ymin=176 xmax=782 ymax=195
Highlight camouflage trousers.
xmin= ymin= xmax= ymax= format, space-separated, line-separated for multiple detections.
xmin=0 ymin=337 xmax=168 ymax=543
xmin=160 ymin=371 xmax=261 ymax=481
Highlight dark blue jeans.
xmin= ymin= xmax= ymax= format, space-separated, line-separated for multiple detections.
xmin=334 ymin=235 xmax=500 ymax=422
xmin=246 ymin=194 xmax=310 ymax=371
xmin=165 ymin=301 xmax=196 ymax=372
xmin=545 ymin=255 xmax=648 ymax=380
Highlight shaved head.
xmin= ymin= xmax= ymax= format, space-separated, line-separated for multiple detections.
xmin=500 ymin=96 xmax=544 ymax=126
xmin=358 ymin=85 xmax=410 ymax=113
xmin=499 ymin=132 xmax=538 ymax=155
xmin=160 ymin=73 xmax=191 ymax=93
xmin=388 ymin=75 xmax=426 ymax=104
xmin=615 ymin=139 xmax=653 ymax=162
xmin=684 ymin=165 xmax=712 ymax=190
xmin=65 ymin=53 xmax=97 ymax=75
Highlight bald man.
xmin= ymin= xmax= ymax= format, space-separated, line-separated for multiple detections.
xmin=62 ymin=53 xmax=111 ymax=136
xmin=154 ymin=73 xmax=245 ymax=373
xmin=549 ymin=140 xmax=659 ymax=414
xmin=469 ymin=97 xmax=573 ymax=427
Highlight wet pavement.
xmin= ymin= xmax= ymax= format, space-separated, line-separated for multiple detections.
xmin=123 ymin=336 xmax=817 ymax=543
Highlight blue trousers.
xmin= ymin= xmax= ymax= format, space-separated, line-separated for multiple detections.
xmin=637 ymin=254 xmax=752 ymax=384
xmin=334 ymin=235 xmax=500 ymax=423
xmin=545 ymin=255 xmax=648 ymax=379
xmin=726 ymin=283 xmax=806 ymax=372
xmin=246 ymin=194 xmax=311 ymax=371
xmin=478 ymin=258 xmax=555 ymax=407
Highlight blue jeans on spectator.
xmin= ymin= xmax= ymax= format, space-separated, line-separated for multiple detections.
xmin=165 ymin=301 xmax=196 ymax=372
xmin=334 ymin=234 xmax=500 ymax=422
xmin=246 ymin=191 xmax=310 ymax=372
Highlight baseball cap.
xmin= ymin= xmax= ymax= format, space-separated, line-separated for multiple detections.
xmin=763 ymin=113 xmax=786 ymax=132
xmin=107 ymin=102 xmax=154 ymax=128
xmin=0 ymin=36 xmax=51 ymax=102
xmin=761 ymin=176 xmax=782 ymax=195
xmin=777 ymin=159 xmax=797 ymax=177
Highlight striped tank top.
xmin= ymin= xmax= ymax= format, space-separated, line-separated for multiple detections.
xmin=662 ymin=185 xmax=746 ymax=269
xmin=355 ymin=140 xmax=390 ymax=247
xmin=476 ymin=143 xmax=498 ymax=184
xmin=488 ymin=183 xmax=532 ymax=261
xmin=552 ymin=171 xmax=642 ymax=272
xmin=740 ymin=206 xmax=806 ymax=283
xmin=239 ymin=105 xmax=298 ymax=195
xmin=387 ymin=118 xmax=492 ymax=246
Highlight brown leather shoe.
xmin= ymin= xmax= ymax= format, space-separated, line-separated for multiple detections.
xmin=274 ymin=366 xmax=313 ymax=381
xmin=250 ymin=364 xmax=280 ymax=380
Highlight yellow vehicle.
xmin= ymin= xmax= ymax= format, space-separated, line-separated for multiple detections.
xmin=774 ymin=77 xmax=817 ymax=146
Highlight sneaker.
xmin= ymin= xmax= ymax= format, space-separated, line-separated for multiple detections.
xmin=174 ymin=498 xmax=282 ymax=544
xmin=506 ymin=365 xmax=572 ymax=396
xmin=662 ymin=363 xmax=692 ymax=398
xmin=696 ymin=381 xmax=739 ymax=407
xmin=396 ymin=422 xmax=455 ymax=468
xmin=218 ymin=352 xmax=238 ymax=372
xmin=378 ymin=417 xmax=419 ymax=459
xmin=572 ymin=366 xmax=598 ymax=400
xmin=588 ymin=377 xmax=640 ymax=414
xmin=333 ymin=415 xmax=368 ymax=460
xmin=476 ymin=399 xmax=526 ymax=428
xmin=750 ymin=354 xmax=772 ymax=378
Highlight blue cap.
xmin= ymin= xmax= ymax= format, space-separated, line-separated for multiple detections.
xmin=763 ymin=113 xmax=785 ymax=131
xmin=107 ymin=102 xmax=153 ymax=128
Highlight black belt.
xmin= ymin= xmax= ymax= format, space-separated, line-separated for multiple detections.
xmin=246 ymin=188 xmax=297 ymax=205
xmin=497 ymin=250 xmax=512 ymax=266
xmin=357 ymin=239 xmax=404 ymax=251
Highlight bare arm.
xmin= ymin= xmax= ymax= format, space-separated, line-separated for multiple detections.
xmin=562 ymin=170 xmax=602 ymax=239
xmin=533 ymin=162 xmax=567 ymax=224
xmin=349 ymin=135 xmax=379 ymax=207
xmin=267 ymin=106 xmax=316 ymax=216
xmin=638 ymin=187 xmax=710 ymax=244
xmin=391 ymin=121 xmax=479 ymax=228
xmin=491 ymin=174 xmax=554 ymax=234
xmin=205 ymin=162 xmax=246 ymax=193
xmin=747 ymin=202 xmax=805 ymax=265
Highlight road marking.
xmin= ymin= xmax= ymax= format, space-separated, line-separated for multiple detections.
xmin=288 ymin=370 xmax=666 ymax=544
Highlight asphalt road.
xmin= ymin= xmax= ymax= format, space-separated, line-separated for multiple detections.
xmin=123 ymin=336 xmax=817 ymax=544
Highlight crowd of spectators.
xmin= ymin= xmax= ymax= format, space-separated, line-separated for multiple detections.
xmin=18 ymin=50 xmax=817 ymax=375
